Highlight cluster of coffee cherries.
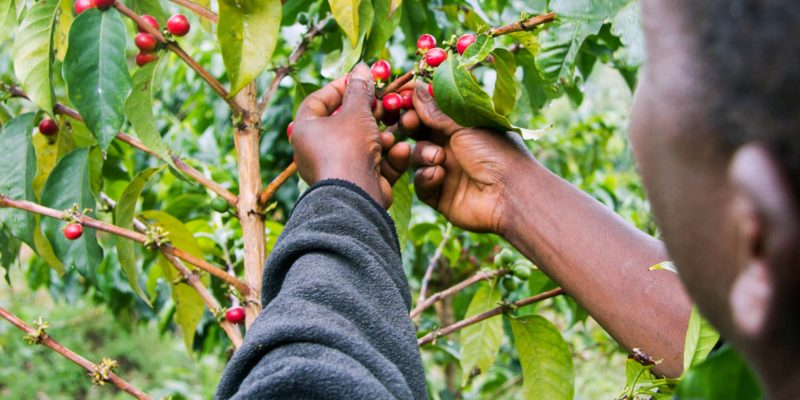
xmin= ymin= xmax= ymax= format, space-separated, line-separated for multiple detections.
xmin=74 ymin=0 xmax=116 ymax=14
xmin=133 ymin=14 xmax=191 ymax=66
xmin=286 ymin=32 xmax=477 ymax=139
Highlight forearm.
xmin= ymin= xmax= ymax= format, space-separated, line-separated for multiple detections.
xmin=500 ymin=159 xmax=692 ymax=377
xmin=216 ymin=181 xmax=427 ymax=399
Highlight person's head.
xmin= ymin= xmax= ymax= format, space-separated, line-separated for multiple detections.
xmin=630 ymin=0 xmax=800 ymax=392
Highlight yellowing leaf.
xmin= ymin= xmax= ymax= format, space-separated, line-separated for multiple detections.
xmin=328 ymin=0 xmax=361 ymax=47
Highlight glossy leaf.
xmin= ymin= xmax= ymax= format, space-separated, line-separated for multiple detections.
xmin=388 ymin=172 xmax=411 ymax=249
xmin=125 ymin=61 xmax=175 ymax=168
xmin=491 ymin=48 xmax=517 ymax=116
xmin=40 ymin=147 xmax=103 ymax=278
xmin=389 ymin=0 xmax=402 ymax=16
xmin=511 ymin=315 xmax=575 ymax=400
xmin=123 ymin=0 xmax=167 ymax=25
xmin=53 ymin=0 xmax=72 ymax=61
xmin=610 ymin=1 xmax=644 ymax=68
xmin=683 ymin=306 xmax=720 ymax=371
xmin=677 ymin=345 xmax=762 ymax=399
xmin=459 ymin=34 xmax=494 ymax=68
xmin=141 ymin=210 xmax=206 ymax=351
xmin=63 ymin=9 xmax=131 ymax=151
xmin=364 ymin=0 xmax=400 ymax=60
xmin=461 ymin=281 xmax=504 ymax=383
xmin=115 ymin=167 xmax=162 ymax=306
xmin=0 ymin=113 xmax=37 ymax=247
xmin=218 ymin=0 xmax=282 ymax=96
xmin=13 ymin=0 xmax=59 ymax=114
xmin=329 ymin=0 xmax=361 ymax=47
xmin=0 ymin=0 xmax=16 ymax=41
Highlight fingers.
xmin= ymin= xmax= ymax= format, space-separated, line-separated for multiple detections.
xmin=398 ymin=109 xmax=421 ymax=137
xmin=295 ymin=77 xmax=346 ymax=121
xmin=411 ymin=141 xmax=446 ymax=168
xmin=341 ymin=63 xmax=375 ymax=114
xmin=380 ymin=142 xmax=411 ymax=185
xmin=414 ymin=166 xmax=445 ymax=208
xmin=413 ymin=83 xmax=463 ymax=135
xmin=380 ymin=131 xmax=395 ymax=150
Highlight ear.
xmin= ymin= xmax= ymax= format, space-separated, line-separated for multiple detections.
xmin=727 ymin=143 xmax=800 ymax=338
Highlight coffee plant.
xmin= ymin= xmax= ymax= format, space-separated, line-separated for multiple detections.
xmin=0 ymin=0 xmax=761 ymax=398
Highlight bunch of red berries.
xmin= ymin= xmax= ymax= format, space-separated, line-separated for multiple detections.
xmin=133 ymin=13 xmax=191 ymax=67
xmin=74 ymin=0 xmax=115 ymax=15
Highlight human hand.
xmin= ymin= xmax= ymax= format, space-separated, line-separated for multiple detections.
xmin=399 ymin=82 xmax=536 ymax=234
xmin=291 ymin=63 xmax=410 ymax=208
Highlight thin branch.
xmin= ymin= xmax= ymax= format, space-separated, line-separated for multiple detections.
xmin=257 ymin=162 xmax=297 ymax=207
xmin=417 ymin=287 xmax=565 ymax=346
xmin=0 ymin=307 xmax=151 ymax=399
xmin=256 ymin=20 xmax=327 ymax=115
xmin=0 ymin=196 xmax=251 ymax=296
xmin=3 ymin=86 xmax=238 ymax=206
xmin=378 ymin=71 xmax=414 ymax=97
xmin=486 ymin=12 xmax=557 ymax=37
xmin=99 ymin=193 xmax=244 ymax=349
xmin=112 ymin=2 xmax=239 ymax=113
xmin=169 ymin=0 xmax=217 ymax=23
xmin=411 ymin=268 xmax=509 ymax=318
xmin=417 ymin=229 xmax=452 ymax=305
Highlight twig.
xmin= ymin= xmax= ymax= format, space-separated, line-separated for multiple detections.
xmin=112 ymin=2 xmax=239 ymax=113
xmin=169 ymin=0 xmax=217 ymax=23
xmin=0 ymin=307 xmax=151 ymax=399
xmin=3 ymin=86 xmax=238 ymax=206
xmin=99 ymin=193 xmax=244 ymax=348
xmin=378 ymin=71 xmax=414 ymax=97
xmin=256 ymin=20 xmax=327 ymax=115
xmin=417 ymin=229 xmax=452 ymax=305
xmin=417 ymin=287 xmax=565 ymax=346
xmin=257 ymin=162 xmax=297 ymax=207
xmin=411 ymin=268 xmax=509 ymax=318
xmin=0 ymin=196 xmax=251 ymax=295
xmin=486 ymin=12 xmax=557 ymax=37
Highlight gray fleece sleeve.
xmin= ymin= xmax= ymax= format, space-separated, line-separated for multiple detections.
xmin=215 ymin=180 xmax=428 ymax=400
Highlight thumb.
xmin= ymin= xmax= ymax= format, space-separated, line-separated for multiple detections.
xmin=413 ymin=83 xmax=462 ymax=136
xmin=342 ymin=63 xmax=375 ymax=114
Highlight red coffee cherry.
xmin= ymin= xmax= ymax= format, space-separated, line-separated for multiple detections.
xmin=74 ymin=0 xmax=96 ymax=15
xmin=167 ymin=14 xmax=190 ymax=37
xmin=38 ymin=118 xmax=59 ymax=136
xmin=134 ymin=33 xmax=157 ymax=52
xmin=456 ymin=34 xmax=477 ymax=55
xmin=370 ymin=60 xmax=391 ymax=82
xmin=138 ymin=15 xmax=159 ymax=32
xmin=136 ymin=52 xmax=159 ymax=67
xmin=63 ymin=223 xmax=83 ymax=240
xmin=381 ymin=110 xmax=400 ymax=126
xmin=94 ymin=0 xmax=115 ymax=10
xmin=399 ymin=89 xmax=413 ymax=110
xmin=382 ymin=93 xmax=403 ymax=112
xmin=425 ymin=48 xmax=447 ymax=67
xmin=286 ymin=121 xmax=294 ymax=139
xmin=416 ymin=34 xmax=436 ymax=51
xmin=225 ymin=306 xmax=246 ymax=324
xmin=428 ymin=83 xmax=434 ymax=98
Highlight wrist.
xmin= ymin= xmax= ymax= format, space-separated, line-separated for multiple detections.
xmin=317 ymin=165 xmax=385 ymax=208
xmin=496 ymin=156 xmax=546 ymax=240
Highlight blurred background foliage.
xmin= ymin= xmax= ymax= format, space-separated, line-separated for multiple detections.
xmin=0 ymin=0 xmax=667 ymax=398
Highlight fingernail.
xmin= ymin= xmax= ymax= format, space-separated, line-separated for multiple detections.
xmin=350 ymin=63 xmax=371 ymax=81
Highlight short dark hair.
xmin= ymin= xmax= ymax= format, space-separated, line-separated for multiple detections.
xmin=686 ymin=0 xmax=800 ymax=194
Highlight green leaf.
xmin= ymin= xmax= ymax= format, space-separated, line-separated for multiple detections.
xmin=13 ymin=0 xmax=60 ymax=114
xmin=460 ymin=281 xmax=504 ymax=384
xmin=218 ymin=0 xmax=282 ymax=96
xmin=40 ymin=147 xmax=103 ymax=278
xmin=329 ymin=0 xmax=361 ymax=47
xmin=33 ymin=220 xmax=64 ymax=274
xmin=0 ymin=0 xmax=17 ymax=41
xmin=0 ymin=113 xmax=37 ymax=247
xmin=677 ymin=345 xmax=762 ymax=399
xmin=115 ymin=167 xmax=162 ymax=306
xmin=53 ymin=0 xmax=72 ymax=61
xmin=63 ymin=9 xmax=131 ymax=151
xmin=459 ymin=34 xmax=494 ymax=68
xmin=649 ymin=260 xmax=677 ymax=273
xmin=124 ymin=61 xmax=175 ymax=168
xmin=511 ymin=315 xmax=575 ymax=400
xmin=141 ymin=210 xmax=205 ymax=351
xmin=516 ymin=50 xmax=556 ymax=112
xmin=387 ymin=172 xmax=411 ymax=249
xmin=389 ymin=0 xmax=401 ymax=17
xmin=123 ymin=0 xmax=167 ymax=25
xmin=32 ymin=128 xmax=58 ymax=196
xmin=683 ymin=306 xmax=720 ymax=371
xmin=364 ymin=0 xmax=400 ymax=60
xmin=491 ymin=48 xmax=516 ymax=116
xmin=610 ymin=1 xmax=644 ymax=68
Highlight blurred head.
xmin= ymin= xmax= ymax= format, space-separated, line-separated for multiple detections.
xmin=630 ymin=0 xmax=800 ymax=389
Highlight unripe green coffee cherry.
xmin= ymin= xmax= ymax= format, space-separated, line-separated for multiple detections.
xmin=210 ymin=197 xmax=229 ymax=213
xmin=511 ymin=260 xmax=533 ymax=280
xmin=502 ymin=276 xmax=519 ymax=292
xmin=297 ymin=12 xmax=309 ymax=25
xmin=494 ymin=248 xmax=514 ymax=267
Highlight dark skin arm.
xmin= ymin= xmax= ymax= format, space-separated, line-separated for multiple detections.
xmin=400 ymin=82 xmax=692 ymax=377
